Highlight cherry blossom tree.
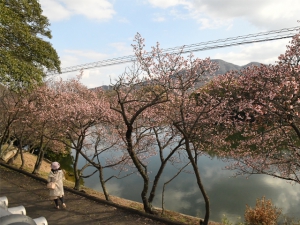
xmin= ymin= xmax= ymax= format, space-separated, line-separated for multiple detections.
xmin=110 ymin=33 xmax=203 ymax=214
xmin=110 ymin=33 xmax=219 ymax=225
xmin=17 ymin=83 xmax=67 ymax=174
xmin=0 ymin=87 xmax=38 ymax=166
xmin=161 ymin=55 xmax=219 ymax=225
xmin=109 ymin=34 xmax=173 ymax=214
xmin=9 ymin=103 xmax=37 ymax=169
xmin=38 ymin=76 xmax=112 ymax=190
xmin=206 ymin=33 xmax=300 ymax=184
xmin=0 ymin=86 xmax=23 ymax=149
xmin=0 ymin=84 xmax=63 ymax=170
xmin=110 ymin=74 xmax=189 ymax=212
xmin=11 ymin=76 xmax=132 ymax=198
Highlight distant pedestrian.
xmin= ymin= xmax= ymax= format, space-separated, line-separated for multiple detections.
xmin=48 ymin=161 xmax=66 ymax=209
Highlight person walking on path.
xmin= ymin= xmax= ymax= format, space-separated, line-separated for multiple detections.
xmin=48 ymin=161 xmax=66 ymax=209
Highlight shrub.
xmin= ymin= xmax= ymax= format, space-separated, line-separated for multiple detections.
xmin=244 ymin=196 xmax=281 ymax=225
xmin=221 ymin=214 xmax=233 ymax=225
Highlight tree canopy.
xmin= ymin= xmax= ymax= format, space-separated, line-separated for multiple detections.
xmin=0 ymin=0 xmax=61 ymax=90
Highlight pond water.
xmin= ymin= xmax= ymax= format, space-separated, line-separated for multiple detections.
xmin=73 ymin=151 xmax=300 ymax=223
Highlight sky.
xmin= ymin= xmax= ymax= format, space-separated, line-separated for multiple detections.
xmin=39 ymin=0 xmax=300 ymax=88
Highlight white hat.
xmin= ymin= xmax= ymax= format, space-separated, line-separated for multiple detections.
xmin=51 ymin=162 xmax=60 ymax=170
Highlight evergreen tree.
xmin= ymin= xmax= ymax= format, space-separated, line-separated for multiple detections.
xmin=0 ymin=0 xmax=61 ymax=90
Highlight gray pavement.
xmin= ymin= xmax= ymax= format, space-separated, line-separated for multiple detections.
xmin=0 ymin=164 xmax=184 ymax=225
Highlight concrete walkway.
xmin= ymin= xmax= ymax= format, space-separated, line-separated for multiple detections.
xmin=0 ymin=163 xmax=184 ymax=225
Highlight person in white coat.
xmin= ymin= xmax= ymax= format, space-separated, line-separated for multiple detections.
xmin=48 ymin=161 xmax=66 ymax=209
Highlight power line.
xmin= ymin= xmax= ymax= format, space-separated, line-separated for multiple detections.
xmin=47 ymin=26 xmax=300 ymax=75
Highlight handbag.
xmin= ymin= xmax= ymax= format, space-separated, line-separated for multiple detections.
xmin=47 ymin=182 xmax=56 ymax=189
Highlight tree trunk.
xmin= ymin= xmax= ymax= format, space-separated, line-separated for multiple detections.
xmin=140 ymin=172 xmax=152 ymax=214
xmin=73 ymin=150 xmax=81 ymax=190
xmin=32 ymin=149 xmax=44 ymax=174
xmin=32 ymin=133 xmax=45 ymax=174
xmin=17 ymin=137 xmax=25 ymax=170
xmin=185 ymin=141 xmax=210 ymax=225
xmin=126 ymin=124 xmax=153 ymax=214
xmin=148 ymin=140 xmax=183 ymax=204
xmin=19 ymin=147 xmax=24 ymax=170
xmin=98 ymin=165 xmax=111 ymax=201
xmin=148 ymin=161 xmax=166 ymax=204
xmin=0 ymin=123 xmax=11 ymax=148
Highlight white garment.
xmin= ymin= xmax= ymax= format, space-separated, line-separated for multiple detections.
xmin=48 ymin=170 xmax=65 ymax=199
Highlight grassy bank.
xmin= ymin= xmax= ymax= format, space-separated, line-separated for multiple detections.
xmin=11 ymin=152 xmax=220 ymax=225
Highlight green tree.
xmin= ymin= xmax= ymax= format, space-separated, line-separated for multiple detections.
xmin=0 ymin=0 xmax=61 ymax=90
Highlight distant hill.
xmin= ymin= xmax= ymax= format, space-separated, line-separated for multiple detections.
xmin=212 ymin=59 xmax=262 ymax=75
xmin=94 ymin=59 xmax=263 ymax=90
xmin=194 ymin=59 xmax=263 ymax=88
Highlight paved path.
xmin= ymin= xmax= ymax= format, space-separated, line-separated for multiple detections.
xmin=0 ymin=164 xmax=182 ymax=225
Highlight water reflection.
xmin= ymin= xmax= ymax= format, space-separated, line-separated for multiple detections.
xmin=76 ymin=152 xmax=300 ymax=222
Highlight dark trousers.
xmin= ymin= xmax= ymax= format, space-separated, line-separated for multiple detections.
xmin=54 ymin=196 xmax=64 ymax=206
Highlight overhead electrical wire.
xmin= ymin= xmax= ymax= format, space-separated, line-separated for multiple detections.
xmin=47 ymin=26 xmax=300 ymax=75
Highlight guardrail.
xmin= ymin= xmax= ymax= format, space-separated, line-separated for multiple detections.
xmin=0 ymin=196 xmax=48 ymax=225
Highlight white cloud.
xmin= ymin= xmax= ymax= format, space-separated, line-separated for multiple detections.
xmin=40 ymin=0 xmax=71 ymax=21
xmin=57 ymin=57 xmax=131 ymax=88
xmin=63 ymin=50 xmax=108 ymax=61
xmin=57 ymin=49 xmax=109 ymax=86
xmin=148 ymin=0 xmax=189 ymax=8
xmin=147 ymin=0 xmax=300 ymax=30
xmin=168 ymin=8 xmax=188 ymax=20
xmin=153 ymin=15 xmax=166 ymax=22
xmin=212 ymin=39 xmax=290 ymax=66
xmin=60 ymin=54 xmax=80 ymax=68
xmin=80 ymin=63 xmax=131 ymax=88
xmin=156 ymin=185 xmax=196 ymax=212
xmin=59 ymin=49 xmax=108 ymax=69
xmin=191 ymin=0 xmax=300 ymax=30
xmin=56 ymin=44 xmax=135 ymax=88
xmin=118 ymin=17 xmax=130 ymax=23
xmin=81 ymin=70 xmax=90 ymax=79
xmin=262 ymin=176 xmax=300 ymax=214
xmin=196 ymin=17 xmax=231 ymax=30
xmin=109 ymin=42 xmax=133 ymax=55
xmin=106 ymin=182 xmax=124 ymax=195
xmin=40 ymin=0 xmax=115 ymax=22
